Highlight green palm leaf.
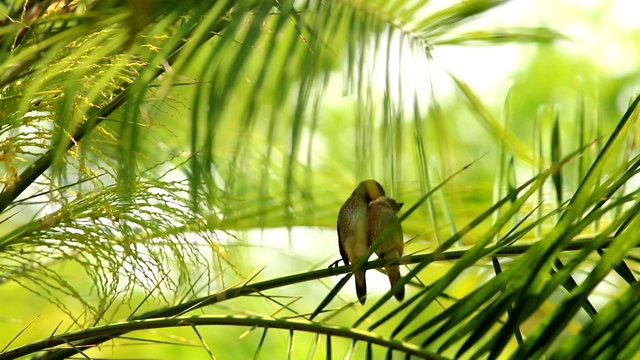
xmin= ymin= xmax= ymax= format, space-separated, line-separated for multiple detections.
xmin=1 ymin=1 xmax=638 ymax=359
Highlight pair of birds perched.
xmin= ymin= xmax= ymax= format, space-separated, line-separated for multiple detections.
xmin=337 ymin=180 xmax=405 ymax=305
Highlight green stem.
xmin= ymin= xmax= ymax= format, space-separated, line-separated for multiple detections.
xmin=27 ymin=236 xmax=617 ymax=360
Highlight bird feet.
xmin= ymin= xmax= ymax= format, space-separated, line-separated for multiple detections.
xmin=328 ymin=258 xmax=346 ymax=270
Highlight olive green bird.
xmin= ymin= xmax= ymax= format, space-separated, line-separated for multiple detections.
xmin=337 ymin=180 xmax=386 ymax=305
xmin=367 ymin=196 xmax=405 ymax=302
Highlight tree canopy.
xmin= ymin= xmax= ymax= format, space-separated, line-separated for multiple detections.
xmin=1 ymin=0 xmax=639 ymax=359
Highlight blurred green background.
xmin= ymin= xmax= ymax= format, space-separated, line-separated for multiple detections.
xmin=1 ymin=0 xmax=640 ymax=358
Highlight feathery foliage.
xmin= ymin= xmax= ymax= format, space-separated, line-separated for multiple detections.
xmin=0 ymin=0 xmax=638 ymax=359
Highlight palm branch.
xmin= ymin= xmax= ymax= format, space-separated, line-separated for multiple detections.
xmin=0 ymin=0 xmax=636 ymax=359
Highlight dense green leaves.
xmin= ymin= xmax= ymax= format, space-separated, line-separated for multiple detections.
xmin=0 ymin=0 xmax=639 ymax=359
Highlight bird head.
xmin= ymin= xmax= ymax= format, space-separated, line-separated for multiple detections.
xmin=353 ymin=179 xmax=386 ymax=202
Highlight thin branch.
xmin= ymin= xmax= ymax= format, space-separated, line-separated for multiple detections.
xmin=2 ymin=315 xmax=447 ymax=360
xmin=0 ymin=5 xmax=232 ymax=213
xmin=25 ymin=236 xmax=618 ymax=360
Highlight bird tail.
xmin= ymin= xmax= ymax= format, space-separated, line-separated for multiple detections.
xmin=355 ymin=269 xmax=367 ymax=305
xmin=386 ymin=264 xmax=404 ymax=302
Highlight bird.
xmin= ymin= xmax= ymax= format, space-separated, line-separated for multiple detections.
xmin=337 ymin=180 xmax=386 ymax=305
xmin=367 ymin=196 xmax=405 ymax=302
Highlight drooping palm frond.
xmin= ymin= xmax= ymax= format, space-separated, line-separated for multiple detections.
xmin=3 ymin=0 xmax=637 ymax=359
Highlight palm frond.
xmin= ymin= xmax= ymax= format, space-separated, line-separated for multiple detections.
xmin=2 ymin=0 xmax=638 ymax=359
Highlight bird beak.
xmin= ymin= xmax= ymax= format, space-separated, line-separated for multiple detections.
xmin=398 ymin=202 xmax=404 ymax=210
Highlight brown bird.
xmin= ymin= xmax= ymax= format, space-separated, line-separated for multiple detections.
xmin=367 ymin=196 xmax=405 ymax=302
xmin=337 ymin=180 xmax=386 ymax=305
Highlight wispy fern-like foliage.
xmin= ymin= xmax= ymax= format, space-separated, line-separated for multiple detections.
xmin=2 ymin=1 xmax=636 ymax=359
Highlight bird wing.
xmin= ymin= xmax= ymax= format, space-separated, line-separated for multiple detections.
xmin=337 ymin=205 xmax=352 ymax=265
xmin=372 ymin=207 xmax=403 ymax=258
xmin=337 ymin=231 xmax=349 ymax=265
